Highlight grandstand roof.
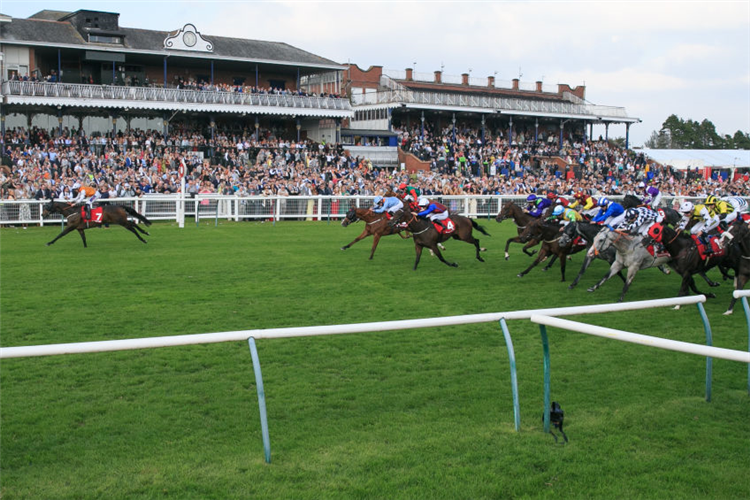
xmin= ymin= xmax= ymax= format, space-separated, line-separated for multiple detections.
xmin=641 ymin=149 xmax=750 ymax=170
xmin=0 ymin=11 xmax=344 ymax=70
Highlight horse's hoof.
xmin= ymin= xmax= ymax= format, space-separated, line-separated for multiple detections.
xmin=709 ymin=282 xmax=720 ymax=287
xmin=673 ymin=305 xmax=681 ymax=310
xmin=541 ymin=267 xmax=548 ymax=272
xmin=451 ymin=263 xmax=458 ymax=268
xmin=568 ymin=284 xmax=576 ymax=290
xmin=707 ymin=293 xmax=716 ymax=299
xmin=504 ymin=252 xmax=509 ymax=260
xmin=480 ymin=247 xmax=487 ymax=252
xmin=723 ymin=309 xmax=733 ymax=316
xmin=587 ymin=287 xmax=596 ymax=293
xmin=517 ymin=273 xmax=525 ymax=278
xmin=477 ymin=257 xmax=485 ymax=263
xmin=46 ymin=242 xmax=52 ymax=246
xmin=340 ymin=246 xmax=347 ymax=251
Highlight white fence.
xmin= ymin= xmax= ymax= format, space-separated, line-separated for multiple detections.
xmin=0 ymin=195 xmax=715 ymax=226
xmin=5 ymin=295 xmax=746 ymax=463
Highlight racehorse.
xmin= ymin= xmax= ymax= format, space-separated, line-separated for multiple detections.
xmin=495 ymin=201 xmax=540 ymax=260
xmin=644 ymin=222 xmax=730 ymax=301
xmin=586 ymin=229 xmax=671 ymax=302
xmin=389 ymin=206 xmax=490 ymax=270
xmin=516 ymin=219 xmax=586 ymax=281
xmin=340 ymin=207 xmax=412 ymax=260
xmin=42 ymin=200 xmax=152 ymax=247
xmin=719 ymin=220 xmax=750 ymax=315
xmin=558 ymin=221 xmax=626 ymax=289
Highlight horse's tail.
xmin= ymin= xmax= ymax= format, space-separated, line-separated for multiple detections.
xmin=471 ymin=219 xmax=491 ymax=236
xmin=123 ymin=206 xmax=152 ymax=226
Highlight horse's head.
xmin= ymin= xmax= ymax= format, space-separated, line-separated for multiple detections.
xmin=518 ymin=219 xmax=542 ymax=243
xmin=388 ymin=208 xmax=407 ymax=229
xmin=588 ymin=228 xmax=613 ymax=258
xmin=495 ymin=203 xmax=514 ymax=223
xmin=341 ymin=207 xmax=358 ymax=227
xmin=41 ymin=200 xmax=58 ymax=218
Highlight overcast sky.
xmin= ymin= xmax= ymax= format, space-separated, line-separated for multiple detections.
xmin=2 ymin=0 xmax=748 ymax=147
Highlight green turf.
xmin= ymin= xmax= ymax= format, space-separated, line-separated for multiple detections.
xmin=1 ymin=220 xmax=749 ymax=499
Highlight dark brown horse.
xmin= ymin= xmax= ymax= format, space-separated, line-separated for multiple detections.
xmin=389 ymin=206 xmax=490 ymax=270
xmin=723 ymin=220 xmax=750 ymax=314
xmin=340 ymin=207 xmax=412 ymax=259
xmin=516 ymin=219 xmax=587 ymax=281
xmin=42 ymin=200 xmax=152 ymax=247
xmin=495 ymin=201 xmax=540 ymax=260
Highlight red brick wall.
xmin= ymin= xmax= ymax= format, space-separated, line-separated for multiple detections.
xmin=557 ymin=84 xmax=586 ymax=100
xmin=398 ymin=148 xmax=431 ymax=173
xmin=345 ymin=64 xmax=382 ymax=90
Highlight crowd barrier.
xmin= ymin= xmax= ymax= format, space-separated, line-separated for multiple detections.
xmin=0 ymin=195 xmax=720 ymax=227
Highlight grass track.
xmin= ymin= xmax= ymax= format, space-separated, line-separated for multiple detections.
xmin=1 ymin=220 xmax=749 ymax=499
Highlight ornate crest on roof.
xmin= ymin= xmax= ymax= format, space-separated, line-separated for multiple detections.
xmin=164 ymin=24 xmax=213 ymax=52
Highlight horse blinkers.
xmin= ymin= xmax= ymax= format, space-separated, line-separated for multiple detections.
xmin=648 ymin=223 xmax=664 ymax=243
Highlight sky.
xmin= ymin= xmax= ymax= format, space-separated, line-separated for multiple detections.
xmin=1 ymin=0 xmax=748 ymax=147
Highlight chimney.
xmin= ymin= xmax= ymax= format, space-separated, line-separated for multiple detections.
xmin=488 ymin=76 xmax=495 ymax=88
xmin=512 ymin=78 xmax=519 ymax=90
xmin=462 ymin=73 xmax=469 ymax=85
xmin=536 ymin=81 xmax=543 ymax=92
xmin=405 ymin=68 xmax=413 ymax=81
xmin=434 ymin=71 xmax=442 ymax=84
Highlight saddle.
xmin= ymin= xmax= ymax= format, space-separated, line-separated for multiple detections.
xmin=80 ymin=206 xmax=104 ymax=223
xmin=433 ymin=218 xmax=456 ymax=235
xmin=690 ymin=234 xmax=727 ymax=260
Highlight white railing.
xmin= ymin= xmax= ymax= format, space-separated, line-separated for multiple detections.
xmin=0 ymin=195 xmax=729 ymax=226
xmin=1 ymin=81 xmax=352 ymax=111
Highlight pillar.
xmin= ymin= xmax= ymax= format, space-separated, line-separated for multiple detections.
xmin=509 ymin=116 xmax=513 ymax=145
xmin=420 ymin=111 xmax=425 ymax=141
xmin=534 ymin=118 xmax=539 ymax=143
xmin=296 ymin=117 xmax=301 ymax=142
xmin=625 ymin=123 xmax=631 ymax=150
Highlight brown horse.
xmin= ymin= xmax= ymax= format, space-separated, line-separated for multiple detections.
xmin=42 ymin=200 xmax=152 ymax=247
xmin=389 ymin=206 xmax=490 ymax=270
xmin=340 ymin=207 xmax=412 ymax=259
xmin=516 ymin=219 xmax=587 ymax=281
xmin=495 ymin=201 xmax=540 ymax=260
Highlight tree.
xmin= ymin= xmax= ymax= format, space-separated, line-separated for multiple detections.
xmin=647 ymin=115 xmax=747 ymax=149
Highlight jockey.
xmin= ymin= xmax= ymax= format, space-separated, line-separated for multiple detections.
xmin=372 ymin=195 xmax=403 ymax=216
xmin=546 ymin=204 xmax=581 ymax=225
xmin=397 ymin=182 xmax=421 ymax=206
xmin=524 ymin=194 xmax=551 ymax=218
xmin=687 ymin=202 xmax=721 ymax=253
xmin=569 ymin=191 xmax=598 ymax=217
xmin=723 ymin=196 xmax=749 ymax=223
xmin=72 ymin=183 xmax=99 ymax=219
xmin=704 ymin=195 xmax=735 ymax=228
xmin=416 ymin=196 xmax=450 ymax=230
xmin=641 ymin=182 xmax=662 ymax=208
xmin=622 ymin=206 xmax=662 ymax=237
xmin=591 ymin=197 xmax=626 ymax=229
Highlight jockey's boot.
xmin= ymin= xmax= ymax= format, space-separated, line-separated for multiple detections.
xmin=700 ymin=235 xmax=713 ymax=255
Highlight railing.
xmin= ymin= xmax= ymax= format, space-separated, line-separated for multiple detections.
xmin=353 ymin=86 xmax=632 ymax=120
xmin=1 ymin=81 xmax=352 ymax=112
xmin=0 ymin=195 xmax=722 ymax=226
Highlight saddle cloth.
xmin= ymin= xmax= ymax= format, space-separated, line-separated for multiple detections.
xmin=690 ymin=235 xmax=726 ymax=260
xmin=433 ymin=218 xmax=456 ymax=235
xmin=80 ymin=206 xmax=104 ymax=223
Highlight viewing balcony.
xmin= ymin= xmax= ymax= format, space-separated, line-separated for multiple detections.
xmin=1 ymin=81 xmax=353 ymax=118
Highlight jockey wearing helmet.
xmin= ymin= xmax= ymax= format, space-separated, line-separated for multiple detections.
xmin=416 ymin=196 xmax=450 ymax=230
xmin=622 ymin=206 xmax=662 ymax=237
xmin=397 ymin=182 xmax=420 ymax=205
xmin=546 ymin=204 xmax=581 ymax=225
xmin=676 ymin=201 xmax=695 ymax=232
xmin=372 ymin=194 xmax=404 ymax=216
xmin=524 ymin=194 xmax=551 ymax=218
xmin=704 ymin=195 xmax=735 ymax=227
xmin=642 ymin=182 xmax=662 ymax=208
xmin=591 ymin=197 xmax=626 ymax=229
xmin=569 ymin=191 xmax=598 ymax=217
xmin=723 ymin=195 xmax=749 ymax=223
xmin=72 ymin=182 xmax=99 ymax=219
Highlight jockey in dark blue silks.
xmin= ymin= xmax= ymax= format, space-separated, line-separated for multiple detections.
xmin=416 ymin=196 xmax=451 ymax=231
xmin=592 ymin=197 xmax=626 ymax=229
xmin=524 ymin=194 xmax=551 ymax=218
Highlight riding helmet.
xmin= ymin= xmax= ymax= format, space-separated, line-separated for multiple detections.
xmin=598 ymin=197 xmax=609 ymax=207
xmin=679 ymin=201 xmax=694 ymax=214
xmin=705 ymin=195 xmax=718 ymax=205
xmin=418 ymin=197 xmax=430 ymax=207
xmin=546 ymin=192 xmax=557 ymax=200
xmin=526 ymin=194 xmax=538 ymax=202
xmin=552 ymin=205 xmax=564 ymax=216
xmin=398 ymin=182 xmax=407 ymax=190
xmin=373 ymin=195 xmax=384 ymax=205
xmin=625 ymin=207 xmax=639 ymax=219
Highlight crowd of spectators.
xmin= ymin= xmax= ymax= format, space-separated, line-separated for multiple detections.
xmin=1 ymin=124 xmax=748 ymax=211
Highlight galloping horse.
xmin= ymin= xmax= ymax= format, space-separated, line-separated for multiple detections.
xmin=516 ymin=219 xmax=587 ymax=281
xmin=586 ymin=229 xmax=671 ymax=302
xmin=389 ymin=206 xmax=490 ymax=270
xmin=645 ymin=222 xmax=729 ymax=301
xmin=717 ymin=221 xmax=750 ymax=315
xmin=495 ymin=201 xmax=540 ymax=260
xmin=622 ymin=194 xmax=682 ymax=226
xmin=558 ymin=221 xmax=626 ymax=289
xmin=340 ymin=207 xmax=411 ymax=260
xmin=43 ymin=200 xmax=152 ymax=247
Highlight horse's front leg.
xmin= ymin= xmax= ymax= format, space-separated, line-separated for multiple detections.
xmin=341 ymin=230 xmax=368 ymax=251
xmin=78 ymin=229 xmax=87 ymax=248
xmin=518 ymin=248 xmax=547 ymax=277
xmin=431 ymin=245 xmax=458 ymax=268
xmin=368 ymin=234 xmax=381 ymax=260
xmin=618 ymin=267 xmax=640 ymax=302
xmin=588 ymin=260 xmax=623 ymax=292
xmin=413 ymin=244 xmax=424 ymax=270
xmin=569 ymin=254 xmax=593 ymax=289
xmin=559 ymin=252 xmax=567 ymax=282
xmin=522 ymin=240 xmax=538 ymax=257
xmin=697 ymin=271 xmax=720 ymax=287
xmin=504 ymin=237 xmax=517 ymax=260
xmin=542 ymin=254 xmax=558 ymax=271
xmin=46 ymin=225 xmax=77 ymax=246
xmin=724 ymin=273 xmax=749 ymax=315
xmin=686 ymin=274 xmax=714 ymax=299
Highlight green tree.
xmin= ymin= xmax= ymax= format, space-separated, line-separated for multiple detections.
xmin=647 ymin=115 xmax=747 ymax=149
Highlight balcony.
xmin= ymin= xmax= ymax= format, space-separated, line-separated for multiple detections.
xmin=1 ymin=81 xmax=353 ymax=118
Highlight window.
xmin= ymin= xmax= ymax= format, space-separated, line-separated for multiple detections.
xmin=89 ymin=34 xmax=122 ymax=44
